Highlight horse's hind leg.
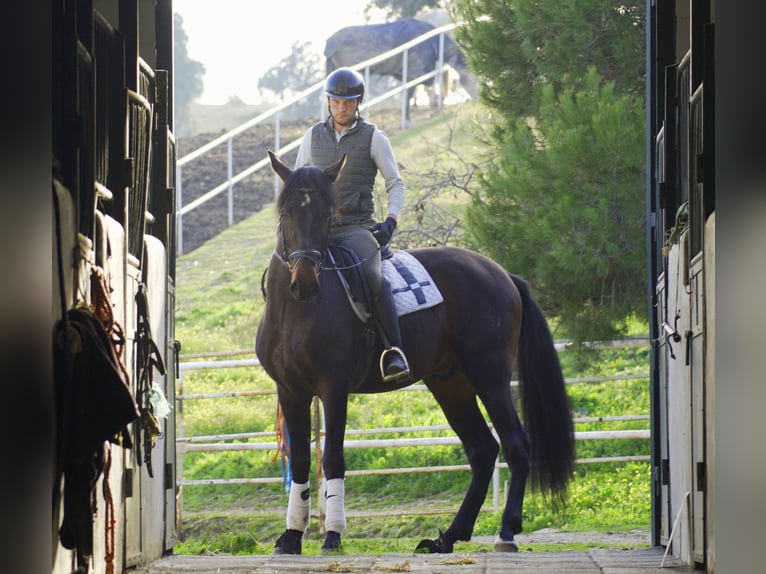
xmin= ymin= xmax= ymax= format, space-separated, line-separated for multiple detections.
xmin=479 ymin=382 xmax=530 ymax=551
xmin=415 ymin=375 xmax=499 ymax=553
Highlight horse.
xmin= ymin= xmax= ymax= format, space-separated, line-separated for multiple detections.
xmin=255 ymin=151 xmax=575 ymax=555
xmin=324 ymin=19 xmax=475 ymax=122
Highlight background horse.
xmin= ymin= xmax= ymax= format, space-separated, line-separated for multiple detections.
xmin=324 ymin=19 xmax=475 ymax=121
xmin=256 ymin=152 xmax=575 ymax=554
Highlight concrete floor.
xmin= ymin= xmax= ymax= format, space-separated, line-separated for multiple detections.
xmin=132 ymin=546 xmax=693 ymax=573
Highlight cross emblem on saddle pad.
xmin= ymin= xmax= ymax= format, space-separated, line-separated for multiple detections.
xmin=391 ymin=258 xmax=431 ymax=304
xmin=382 ymin=251 xmax=444 ymax=317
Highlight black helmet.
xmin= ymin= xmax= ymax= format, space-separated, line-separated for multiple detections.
xmin=324 ymin=67 xmax=365 ymax=101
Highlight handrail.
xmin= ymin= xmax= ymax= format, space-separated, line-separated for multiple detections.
xmin=176 ymin=22 xmax=456 ymax=168
xmin=175 ymin=22 xmax=459 ymax=254
xmin=176 ymin=82 xmax=325 ymax=167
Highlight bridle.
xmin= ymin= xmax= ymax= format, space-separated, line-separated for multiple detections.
xmin=274 ymin=212 xmax=380 ymax=274
xmin=273 ymin=180 xmax=383 ymax=278
xmin=274 ymin=211 xmax=331 ymax=273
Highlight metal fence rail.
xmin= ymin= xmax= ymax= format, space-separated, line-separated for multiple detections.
xmin=175 ymin=342 xmax=651 ymax=511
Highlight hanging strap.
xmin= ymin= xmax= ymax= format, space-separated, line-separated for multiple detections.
xmin=52 ymin=184 xmax=72 ymax=511
xmin=135 ymin=283 xmax=166 ymax=477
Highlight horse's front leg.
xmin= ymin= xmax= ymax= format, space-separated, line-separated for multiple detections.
xmin=319 ymin=387 xmax=349 ymax=553
xmin=273 ymin=390 xmax=313 ymax=555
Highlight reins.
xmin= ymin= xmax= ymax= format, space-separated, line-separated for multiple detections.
xmin=271 ymin=243 xmax=379 ymax=273
xmin=326 ymin=247 xmax=379 ymax=271
xmin=274 ymin=207 xmax=378 ymax=274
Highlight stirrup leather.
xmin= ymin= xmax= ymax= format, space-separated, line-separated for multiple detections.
xmin=380 ymin=346 xmax=411 ymax=383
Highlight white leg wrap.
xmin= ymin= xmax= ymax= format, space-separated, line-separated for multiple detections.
xmin=286 ymin=481 xmax=310 ymax=531
xmin=324 ymin=478 xmax=347 ymax=534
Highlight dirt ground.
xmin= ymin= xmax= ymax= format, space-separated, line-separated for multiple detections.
xmin=472 ymin=527 xmax=651 ymax=547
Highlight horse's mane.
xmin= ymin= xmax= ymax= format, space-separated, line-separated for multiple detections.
xmin=276 ymin=165 xmax=336 ymax=215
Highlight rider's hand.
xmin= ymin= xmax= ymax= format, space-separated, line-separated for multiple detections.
xmin=371 ymin=216 xmax=397 ymax=246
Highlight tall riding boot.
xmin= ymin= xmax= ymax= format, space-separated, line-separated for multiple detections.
xmin=374 ymin=279 xmax=411 ymax=383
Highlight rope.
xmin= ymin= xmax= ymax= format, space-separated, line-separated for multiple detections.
xmin=102 ymin=445 xmax=115 ymax=574
xmin=273 ymin=402 xmax=291 ymax=492
xmin=90 ymin=266 xmax=129 ymax=379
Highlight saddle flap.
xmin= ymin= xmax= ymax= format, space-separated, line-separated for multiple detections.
xmin=329 ymin=244 xmax=373 ymax=322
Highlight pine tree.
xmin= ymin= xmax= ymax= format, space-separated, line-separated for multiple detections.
xmin=455 ymin=0 xmax=646 ymax=342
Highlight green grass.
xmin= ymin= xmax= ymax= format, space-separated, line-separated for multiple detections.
xmin=174 ymin=100 xmax=651 ymax=555
xmin=176 ymin=350 xmax=652 ymax=554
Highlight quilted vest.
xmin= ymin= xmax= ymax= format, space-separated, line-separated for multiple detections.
xmin=310 ymin=120 xmax=378 ymax=225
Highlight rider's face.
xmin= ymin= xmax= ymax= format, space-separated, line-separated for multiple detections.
xmin=329 ymin=97 xmax=358 ymax=129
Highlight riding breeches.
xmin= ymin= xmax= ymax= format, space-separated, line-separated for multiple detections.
xmin=330 ymin=223 xmax=382 ymax=297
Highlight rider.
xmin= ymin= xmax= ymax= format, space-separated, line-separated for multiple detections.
xmin=294 ymin=67 xmax=411 ymax=384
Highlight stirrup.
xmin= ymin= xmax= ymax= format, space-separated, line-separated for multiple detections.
xmin=380 ymin=346 xmax=411 ymax=383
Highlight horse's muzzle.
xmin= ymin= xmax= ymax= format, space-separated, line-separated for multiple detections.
xmin=289 ymin=256 xmax=321 ymax=302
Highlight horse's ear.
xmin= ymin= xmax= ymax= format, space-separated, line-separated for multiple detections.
xmin=268 ymin=150 xmax=293 ymax=182
xmin=324 ymin=154 xmax=347 ymax=183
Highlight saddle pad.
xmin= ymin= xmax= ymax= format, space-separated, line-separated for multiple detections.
xmin=382 ymin=250 xmax=444 ymax=317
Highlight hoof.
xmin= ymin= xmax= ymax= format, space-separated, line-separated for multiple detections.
xmin=493 ymin=534 xmax=519 ymax=552
xmin=272 ymin=529 xmax=302 ymax=555
xmin=321 ymin=530 xmax=343 ymax=554
xmin=414 ymin=529 xmax=453 ymax=554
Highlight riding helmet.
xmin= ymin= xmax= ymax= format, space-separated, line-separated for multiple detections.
xmin=324 ymin=67 xmax=365 ymax=101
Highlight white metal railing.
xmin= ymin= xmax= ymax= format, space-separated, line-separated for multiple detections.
xmin=175 ymin=23 xmax=459 ymax=254
xmin=175 ymin=340 xmax=652 ymax=511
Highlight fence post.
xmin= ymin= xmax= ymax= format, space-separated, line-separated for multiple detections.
xmin=401 ymin=49 xmax=409 ymax=130
xmin=363 ymin=68 xmax=371 ymax=120
xmin=176 ymin=366 xmax=185 ymax=530
xmin=313 ymin=396 xmax=324 ymax=529
xmin=227 ymin=137 xmax=233 ymax=226
xmin=274 ymin=112 xmax=281 ymax=198
xmin=437 ymin=33 xmax=445 ymax=110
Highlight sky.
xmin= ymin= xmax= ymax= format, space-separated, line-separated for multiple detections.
xmin=174 ymin=0 xmax=386 ymax=105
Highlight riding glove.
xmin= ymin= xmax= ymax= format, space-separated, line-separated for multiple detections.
xmin=371 ymin=216 xmax=397 ymax=246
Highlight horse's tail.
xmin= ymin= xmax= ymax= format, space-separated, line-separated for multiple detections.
xmin=510 ymin=274 xmax=575 ymax=498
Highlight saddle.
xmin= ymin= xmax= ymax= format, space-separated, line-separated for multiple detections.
xmin=328 ymin=244 xmax=375 ymax=323
xmin=328 ymin=245 xmax=445 ymax=321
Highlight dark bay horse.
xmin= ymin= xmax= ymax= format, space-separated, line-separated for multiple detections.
xmin=324 ymin=19 xmax=474 ymax=121
xmin=255 ymin=152 xmax=575 ymax=554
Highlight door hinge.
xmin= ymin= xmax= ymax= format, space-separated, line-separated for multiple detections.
xmin=696 ymin=461 xmax=706 ymax=492
xmin=124 ymin=467 xmax=134 ymax=498
xmin=164 ymin=463 xmax=174 ymax=490
xmin=661 ymin=459 xmax=670 ymax=485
